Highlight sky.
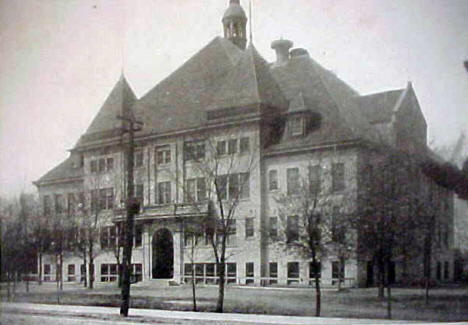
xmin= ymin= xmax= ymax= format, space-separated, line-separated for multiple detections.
xmin=0 ymin=0 xmax=467 ymax=198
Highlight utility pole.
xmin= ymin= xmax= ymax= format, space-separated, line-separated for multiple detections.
xmin=118 ymin=114 xmax=142 ymax=317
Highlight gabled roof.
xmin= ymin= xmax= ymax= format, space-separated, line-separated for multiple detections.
xmin=132 ymin=36 xmax=244 ymax=136
xmin=358 ymin=89 xmax=405 ymax=123
xmin=75 ymin=75 xmax=137 ymax=147
xmin=35 ymin=156 xmax=83 ymax=186
xmin=208 ymin=44 xmax=288 ymax=111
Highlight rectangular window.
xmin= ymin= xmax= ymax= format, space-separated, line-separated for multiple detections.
xmin=289 ymin=116 xmax=304 ymax=136
xmin=332 ymin=261 xmax=345 ymax=280
xmin=90 ymin=160 xmax=97 ymax=173
xmin=98 ymin=158 xmax=106 ymax=172
xmin=134 ymin=151 xmax=144 ymax=168
xmin=156 ymin=147 xmax=171 ymax=165
xmin=91 ymin=189 xmax=98 ymax=212
xmin=186 ymin=178 xmax=206 ymax=202
xmin=132 ymin=264 xmax=143 ymax=282
xmin=245 ymin=262 xmax=254 ymax=284
xmin=309 ymin=261 xmax=321 ymax=279
xmin=269 ymin=217 xmax=278 ymax=239
xmin=245 ymin=217 xmax=254 ymax=238
xmin=269 ymin=170 xmax=278 ymax=191
xmin=332 ymin=163 xmax=345 ymax=192
xmin=67 ymin=264 xmax=76 ymax=282
xmin=197 ymin=178 xmax=206 ymax=201
xmin=239 ymin=172 xmax=250 ymax=199
xmin=240 ymin=137 xmax=250 ymax=153
xmin=106 ymin=157 xmax=114 ymax=171
xmin=287 ymin=215 xmax=299 ymax=242
xmin=55 ymin=194 xmax=64 ymax=214
xmin=331 ymin=207 xmax=344 ymax=242
xmin=227 ymin=263 xmax=237 ymax=282
xmin=216 ymin=175 xmax=228 ymax=200
xmin=444 ymin=261 xmax=449 ymax=280
xmin=78 ymin=192 xmax=85 ymax=209
xmin=308 ymin=165 xmax=321 ymax=195
xmin=134 ymin=224 xmax=143 ymax=247
xmin=100 ymin=226 xmax=117 ymax=249
xmin=135 ymin=184 xmax=144 ymax=204
xmin=157 ymin=181 xmax=171 ymax=204
xmin=287 ymin=262 xmax=300 ymax=282
xmin=216 ymin=140 xmax=226 ymax=156
xmin=287 ymin=168 xmax=300 ymax=195
xmin=43 ymin=195 xmax=51 ymax=215
xmin=226 ymin=220 xmax=236 ymax=246
xmin=98 ymin=188 xmax=114 ymax=210
xmin=67 ymin=193 xmax=75 ymax=215
xmin=185 ymin=141 xmax=205 ymax=161
xmin=228 ymin=139 xmax=237 ymax=154
xmin=229 ymin=174 xmax=239 ymax=199
xmin=44 ymin=264 xmax=51 ymax=281
xmin=269 ymin=262 xmax=278 ymax=281
xmin=437 ymin=262 xmax=441 ymax=280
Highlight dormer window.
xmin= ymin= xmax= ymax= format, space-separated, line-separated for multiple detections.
xmin=289 ymin=116 xmax=304 ymax=136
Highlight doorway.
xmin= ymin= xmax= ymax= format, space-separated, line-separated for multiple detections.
xmin=152 ymin=228 xmax=173 ymax=279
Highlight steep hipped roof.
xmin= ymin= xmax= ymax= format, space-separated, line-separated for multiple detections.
xmin=35 ymin=156 xmax=83 ymax=185
xmin=208 ymin=44 xmax=288 ymax=111
xmin=75 ymin=75 xmax=137 ymax=147
xmin=132 ymin=37 xmax=244 ymax=136
xmin=358 ymin=89 xmax=405 ymax=123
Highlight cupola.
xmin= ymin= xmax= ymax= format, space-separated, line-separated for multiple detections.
xmin=222 ymin=0 xmax=247 ymax=50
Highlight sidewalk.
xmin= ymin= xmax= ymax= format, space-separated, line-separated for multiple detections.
xmin=0 ymin=302 xmax=417 ymax=324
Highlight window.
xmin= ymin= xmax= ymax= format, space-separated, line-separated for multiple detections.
xmin=67 ymin=264 xmax=76 ymax=282
xmin=101 ymin=263 xmax=117 ymax=282
xmin=227 ymin=263 xmax=237 ymax=283
xmin=157 ymin=181 xmax=171 ymax=204
xmin=215 ymin=172 xmax=250 ymax=200
xmin=185 ymin=141 xmax=205 ymax=161
xmin=90 ymin=160 xmax=97 ymax=173
xmin=55 ymin=194 xmax=64 ymax=214
xmin=444 ymin=261 xmax=449 ymax=280
xmin=437 ymin=262 xmax=441 ymax=280
xmin=44 ymin=264 xmax=51 ymax=281
xmin=308 ymin=165 xmax=321 ymax=195
xmin=227 ymin=220 xmax=237 ymax=246
xmin=80 ymin=264 xmax=86 ymax=282
xmin=331 ymin=207 xmax=344 ymax=242
xmin=79 ymin=154 xmax=84 ymax=168
xmin=156 ymin=147 xmax=171 ymax=165
xmin=332 ymin=261 xmax=345 ymax=280
xmin=245 ymin=218 xmax=254 ymax=238
xmin=106 ymin=157 xmax=114 ymax=171
xmin=287 ymin=168 xmax=300 ymax=195
xmin=287 ymin=215 xmax=299 ymax=242
xmin=98 ymin=188 xmax=114 ymax=210
xmin=240 ymin=137 xmax=250 ymax=153
xmin=443 ymin=227 xmax=449 ymax=248
xmin=43 ymin=195 xmax=51 ymax=215
xmin=269 ymin=170 xmax=278 ymax=191
xmin=98 ymin=158 xmax=106 ymax=172
xmin=67 ymin=193 xmax=75 ymax=215
xmin=135 ymin=184 xmax=144 ymax=204
xmin=132 ymin=264 xmax=143 ymax=282
xmin=289 ymin=116 xmax=304 ymax=136
xmin=287 ymin=262 xmax=300 ymax=284
xmin=134 ymin=224 xmax=143 ymax=247
xmin=269 ymin=217 xmax=278 ymax=239
xmin=216 ymin=140 xmax=227 ymax=156
xmin=100 ymin=226 xmax=117 ymax=249
xmin=269 ymin=262 xmax=278 ymax=284
xmin=91 ymin=189 xmax=98 ymax=212
xmin=332 ymin=163 xmax=345 ymax=192
xmin=185 ymin=178 xmax=206 ymax=202
xmin=245 ymin=262 xmax=254 ymax=284
xmin=134 ymin=151 xmax=144 ymax=168
xmin=228 ymin=139 xmax=237 ymax=154
xmin=309 ymin=261 xmax=321 ymax=279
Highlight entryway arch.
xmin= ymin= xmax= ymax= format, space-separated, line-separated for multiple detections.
xmin=152 ymin=228 xmax=174 ymax=279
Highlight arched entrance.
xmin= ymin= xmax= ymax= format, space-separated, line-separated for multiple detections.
xmin=152 ymin=228 xmax=173 ymax=279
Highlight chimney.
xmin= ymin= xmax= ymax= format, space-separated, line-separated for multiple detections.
xmin=271 ymin=39 xmax=293 ymax=66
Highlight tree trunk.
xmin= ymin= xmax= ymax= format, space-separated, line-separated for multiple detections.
xmin=191 ymin=263 xmax=197 ymax=312
xmin=26 ymin=276 xmax=29 ymax=293
xmin=314 ymin=274 xmax=321 ymax=317
xmin=425 ymin=277 xmax=430 ymax=305
xmin=13 ymin=271 xmax=17 ymax=294
xmin=377 ymin=257 xmax=385 ymax=299
xmin=83 ymin=253 xmax=87 ymax=287
xmin=7 ymin=272 xmax=11 ymax=301
xmin=216 ymin=261 xmax=225 ymax=313
xmin=56 ymin=265 xmax=60 ymax=304
xmin=89 ymin=242 xmax=94 ymax=289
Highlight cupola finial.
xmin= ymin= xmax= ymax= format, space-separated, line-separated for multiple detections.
xmin=223 ymin=0 xmax=247 ymax=50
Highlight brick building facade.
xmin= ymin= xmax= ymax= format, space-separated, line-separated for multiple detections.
xmin=35 ymin=0 xmax=454 ymax=287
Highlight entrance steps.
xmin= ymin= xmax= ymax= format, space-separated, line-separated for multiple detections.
xmin=132 ymin=279 xmax=179 ymax=288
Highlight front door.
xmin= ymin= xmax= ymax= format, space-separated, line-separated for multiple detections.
xmin=152 ymin=228 xmax=173 ymax=279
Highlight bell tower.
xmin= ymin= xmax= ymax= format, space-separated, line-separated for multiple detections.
xmin=222 ymin=0 xmax=247 ymax=50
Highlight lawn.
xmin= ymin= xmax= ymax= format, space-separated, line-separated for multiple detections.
xmin=2 ymin=282 xmax=468 ymax=321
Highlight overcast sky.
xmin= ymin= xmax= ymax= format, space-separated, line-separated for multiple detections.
xmin=1 ymin=0 xmax=467 ymax=198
